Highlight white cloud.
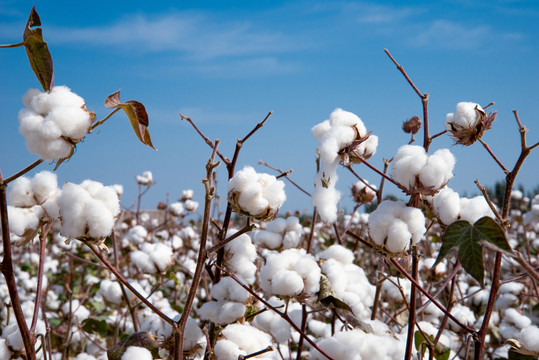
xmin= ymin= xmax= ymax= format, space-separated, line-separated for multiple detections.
xmin=409 ymin=20 xmax=491 ymax=49
xmin=46 ymin=12 xmax=298 ymax=61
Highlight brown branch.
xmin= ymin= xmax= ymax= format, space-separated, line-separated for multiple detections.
xmin=474 ymin=180 xmax=506 ymax=226
xmin=179 ymin=113 xmax=229 ymax=165
xmin=0 ymin=42 xmax=25 ymax=48
xmin=3 ymin=159 xmax=44 ymax=185
xmin=30 ymin=223 xmax=52 ymax=333
xmin=259 ymin=161 xmax=311 ymax=197
xmin=478 ymin=138 xmax=509 ymax=174
xmin=206 ymin=223 xmax=256 ymax=254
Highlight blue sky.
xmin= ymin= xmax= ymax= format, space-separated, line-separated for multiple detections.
xmin=1 ymin=0 xmax=538 ymax=214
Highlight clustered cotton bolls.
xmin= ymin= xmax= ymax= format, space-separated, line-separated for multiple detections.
xmin=368 ymin=200 xmax=426 ymax=256
xmin=260 ymin=248 xmax=320 ymax=298
xmin=254 ymin=216 xmax=302 ymax=250
xmin=445 ymin=102 xmax=496 ymax=145
xmin=7 ymin=171 xmax=59 ymax=240
xmin=136 ymin=171 xmax=153 ymax=186
xmin=432 ymin=187 xmax=495 ymax=225
xmin=318 ymin=245 xmax=375 ymax=319
xmin=121 ymin=346 xmax=153 ymax=360
xmin=198 ymin=277 xmax=250 ymax=324
xmin=251 ymin=297 xmax=293 ymax=344
xmin=351 ymin=180 xmax=377 ymax=205
xmin=227 ymin=166 xmax=286 ymax=221
xmin=18 ymin=86 xmax=94 ymax=161
xmin=524 ymin=194 xmax=539 ymax=229
xmin=312 ymin=108 xmax=378 ymax=223
xmin=98 ymin=279 xmax=124 ymax=305
xmin=56 ymin=180 xmax=120 ymax=246
xmin=391 ymin=144 xmax=455 ymax=195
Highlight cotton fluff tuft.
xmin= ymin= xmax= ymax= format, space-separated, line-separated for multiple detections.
xmin=368 ymin=200 xmax=426 ymax=256
xmin=56 ymin=180 xmax=120 ymax=240
xmin=318 ymin=245 xmax=376 ymax=319
xmin=312 ymin=108 xmax=378 ymax=223
xmin=260 ymin=249 xmax=320 ymax=298
xmin=214 ymin=324 xmax=273 ymax=360
xmin=433 ymin=187 xmax=495 ymax=225
xmin=252 ymin=297 xmax=292 ymax=343
xmin=136 ymin=171 xmax=153 ymax=186
xmin=18 ymin=86 xmax=92 ymax=160
xmin=445 ymin=102 xmax=494 ymax=145
xmin=198 ymin=277 xmax=249 ymax=324
xmin=516 ymin=325 xmax=539 ymax=353
xmin=228 ymin=166 xmax=286 ymax=221
xmin=391 ymin=145 xmax=455 ymax=195
xmin=131 ymin=243 xmax=173 ymax=273
xmin=223 ymin=229 xmax=257 ymax=283
xmin=6 ymin=171 xmax=60 ymax=237
xmin=121 ymin=346 xmax=153 ymax=360
xmin=254 ymin=216 xmax=302 ymax=250
xmin=98 ymin=280 xmax=123 ymax=305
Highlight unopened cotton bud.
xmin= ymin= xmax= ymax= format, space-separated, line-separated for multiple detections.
xmin=351 ymin=181 xmax=376 ymax=205
xmin=402 ymin=115 xmax=422 ymax=134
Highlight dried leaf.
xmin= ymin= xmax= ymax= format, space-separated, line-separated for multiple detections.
xmin=318 ymin=274 xmax=353 ymax=312
xmin=104 ymin=90 xmax=157 ymax=150
xmin=23 ymin=6 xmax=54 ymax=92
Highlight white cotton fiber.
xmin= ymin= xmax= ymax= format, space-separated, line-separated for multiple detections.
xmin=7 ymin=177 xmax=35 ymax=207
xmin=18 ymin=86 xmax=91 ymax=160
xmin=391 ymin=145 xmax=428 ymax=190
xmin=31 ymin=171 xmax=58 ymax=204
xmin=121 ymin=346 xmax=153 ymax=360
xmin=433 ymin=188 xmax=461 ymax=225
xmin=214 ymin=324 xmax=273 ymax=360
xmin=517 ymin=326 xmax=539 ymax=353
xmin=99 ymin=280 xmax=123 ymax=305
xmin=136 ymin=171 xmax=153 ymax=186
xmin=7 ymin=205 xmax=44 ymax=237
xmin=211 ymin=277 xmax=250 ymax=303
xmin=459 ymin=196 xmax=494 ymax=224
xmin=446 ymin=102 xmax=481 ymax=129
xmin=149 ymin=243 xmax=173 ymax=272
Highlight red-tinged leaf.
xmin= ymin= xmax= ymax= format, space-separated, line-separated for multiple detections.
xmin=104 ymin=90 xmax=157 ymax=150
xmin=23 ymin=6 xmax=54 ymax=92
xmin=104 ymin=90 xmax=123 ymax=109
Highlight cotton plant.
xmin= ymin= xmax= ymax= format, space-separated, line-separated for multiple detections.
xmin=6 ymin=171 xmax=59 ymax=241
xmin=130 ymin=242 xmax=173 ymax=274
xmin=254 ymin=216 xmax=302 ymax=250
xmin=227 ymin=166 xmax=286 ymax=221
xmin=368 ymin=199 xmax=426 ymax=256
xmin=259 ymin=248 xmax=320 ymax=298
xmin=312 ymin=108 xmax=378 ymax=223
xmin=222 ymin=228 xmax=258 ymax=283
xmin=351 ymin=180 xmax=377 ymax=205
xmin=136 ymin=171 xmax=153 ymax=186
xmin=251 ymin=297 xmax=293 ymax=344
xmin=390 ymin=144 xmax=455 ymax=196
xmin=432 ymin=187 xmax=496 ymax=225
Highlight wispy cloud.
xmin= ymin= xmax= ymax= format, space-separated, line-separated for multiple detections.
xmin=409 ymin=20 xmax=491 ymax=49
xmin=46 ymin=12 xmax=299 ymax=61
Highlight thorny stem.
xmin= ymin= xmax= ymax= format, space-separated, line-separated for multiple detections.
xmin=219 ymin=269 xmax=335 ymax=360
xmin=0 ymin=172 xmax=37 ymax=359
xmin=389 ymin=257 xmax=475 ymax=334
xmin=30 ymin=223 xmax=52 ymax=333
xmin=176 ymin=139 xmax=220 ymax=360
xmin=475 ymin=109 xmax=538 ymax=359
xmin=259 ymin=161 xmax=312 ymax=197
xmin=478 ymin=138 xmax=510 ymax=174
xmin=87 ymin=244 xmax=175 ymax=326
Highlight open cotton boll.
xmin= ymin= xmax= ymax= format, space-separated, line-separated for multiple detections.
xmin=7 ymin=177 xmax=35 ymax=207
xmin=130 ymin=251 xmax=157 ymax=273
xmin=214 ymin=324 xmax=273 ymax=360
xmin=120 ymin=346 xmax=153 ymax=360
xmin=517 ymin=326 xmax=539 ymax=353
xmin=198 ymin=300 xmax=246 ymax=324
xmin=312 ymin=161 xmax=340 ymax=223
xmin=98 ymin=280 xmax=123 ymax=305
xmin=124 ymin=225 xmax=148 ymax=245
xmin=459 ymin=196 xmax=494 ymax=224
xmin=368 ymin=200 xmax=425 ymax=256
xmin=7 ymin=205 xmax=44 ymax=237
xmin=391 ymin=145 xmax=428 ymax=190
xmin=433 ymin=188 xmax=461 ymax=225
xmin=149 ymin=243 xmax=173 ymax=272
xmin=224 ymin=230 xmax=257 ymax=283
xmin=228 ymin=166 xmax=286 ymax=221
xmin=211 ymin=277 xmax=250 ymax=302
xmin=31 ymin=171 xmax=58 ymax=204
xmin=136 ymin=171 xmax=153 ymax=186
xmin=418 ymin=149 xmax=455 ymax=190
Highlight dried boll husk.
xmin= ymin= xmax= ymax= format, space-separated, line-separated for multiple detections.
xmin=402 ymin=115 xmax=422 ymax=135
xmin=446 ymin=104 xmax=497 ymax=146
xmin=227 ymin=189 xmax=279 ymax=221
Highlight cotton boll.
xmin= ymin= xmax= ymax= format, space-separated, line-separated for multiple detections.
xmin=272 ymin=270 xmax=305 ymax=296
xmin=48 ymin=106 xmax=91 ymax=139
xmin=255 ymin=231 xmax=283 ymax=249
xmin=31 ymin=171 xmax=58 ymax=204
xmin=136 ymin=171 xmax=153 ymax=186
xmin=448 ymin=102 xmax=481 ymax=128
xmin=184 ymin=200 xmax=199 ymax=212
xmin=47 ymin=85 xmax=85 ymax=109
xmin=124 ymin=225 xmax=148 ymax=245
xmin=459 ymin=196 xmax=494 ymax=224
xmin=130 ymin=251 xmax=157 ymax=273
xmin=7 ymin=177 xmax=35 ymax=207
xmin=319 ymin=245 xmax=354 ymax=265
xmin=211 ymin=277 xmax=250 ymax=303
xmin=391 ymin=145 xmax=428 ymax=190
xmin=214 ymin=324 xmax=273 ymax=360
xmin=386 ymin=219 xmax=412 ymax=253
xmin=517 ymin=326 xmax=539 ymax=353
xmin=121 ymin=346 xmax=153 ymax=360
xmin=38 ymin=119 xmax=62 ymax=140
xmin=503 ymin=308 xmax=532 ymax=329
xmin=8 ymin=205 xmax=44 ymax=237
xmin=148 ymin=243 xmax=173 ymax=272
xmin=433 ymin=188 xmax=461 ymax=225
xmin=98 ymin=280 xmax=123 ymax=305
xmin=312 ymin=166 xmax=340 ymax=223
xmin=74 ymin=354 xmax=97 ymax=360
xmin=85 ymin=200 xmax=114 ymax=238
xmin=311 ymin=120 xmax=331 ymax=141
xmin=418 ymin=149 xmax=455 ymax=190
xmin=449 ymin=304 xmax=476 ymax=330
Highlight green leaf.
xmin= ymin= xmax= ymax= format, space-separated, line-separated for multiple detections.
xmin=104 ymin=90 xmax=157 ymax=150
xmin=414 ymin=331 xmax=428 ymax=357
xmin=434 ymin=217 xmax=511 ymax=286
xmin=23 ymin=6 xmax=54 ymax=92
xmin=81 ymin=318 xmax=113 ymax=336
